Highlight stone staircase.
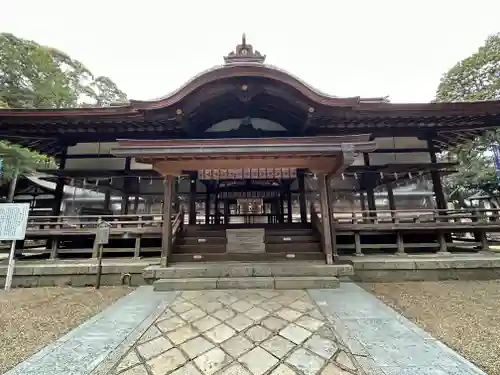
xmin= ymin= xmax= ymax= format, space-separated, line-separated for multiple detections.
xmin=171 ymin=223 xmax=324 ymax=263
xmin=143 ymin=261 xmax=354 ymax=291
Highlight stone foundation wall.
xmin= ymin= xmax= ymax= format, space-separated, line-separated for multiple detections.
xmin=0 ymin=262 xmax=151 ymax=288
xmin=348 ymin=255 xmax=500 ymax=282
xmin=352 ymin=268 xmax=500 ymax=282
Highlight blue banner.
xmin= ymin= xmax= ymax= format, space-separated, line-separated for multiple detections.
xmin=492 ymin=144 xmax=500 ymax=184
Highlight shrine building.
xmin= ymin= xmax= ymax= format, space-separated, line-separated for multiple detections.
xmin=2 ymin=35 xmax=500 ymax=266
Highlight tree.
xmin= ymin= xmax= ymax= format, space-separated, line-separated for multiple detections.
xmin=0 ymin=33 xmax=127 ymax=108
xmin=0 ymin=33 xmax=127 ymax=186
xmin=435 ymin=33 xmax=500 ymax=206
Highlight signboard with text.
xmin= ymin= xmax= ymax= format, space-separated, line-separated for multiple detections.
xmin=95 ymin=223 xmax=110 ymax=245
xmin=0 ymin=203 xmax=30 ymax=241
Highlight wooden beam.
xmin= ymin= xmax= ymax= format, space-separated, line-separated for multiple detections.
xmin=161 ymin=175 xmax=174 ymax=267
xmin=298 ymin=170 xmax=307 ymax=223
xmin=318 ymin=173 xmax=334 ymax=264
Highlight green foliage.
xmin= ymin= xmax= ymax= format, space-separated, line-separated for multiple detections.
xmin=0 ymin=33 xmax=127 ymax=184
xmin=0 ymin=33 xmax=127 ymax=108
xmin=0 ymin=141 xmax=56 ymax=182
xmin=436 ymin=33 xmax=500 ymax=205
xmin=436 ymin=33 xmax=500 ymax=102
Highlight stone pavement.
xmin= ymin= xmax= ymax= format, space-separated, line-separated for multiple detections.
xmin=111 ymin=289 xmax=358 ymax=375
xmin=7 ymin=285 xmax=488 ymax=375
xmin=310 ymin=284 xmax=487 ymax=375
xmin=5 ymin=287 xmax=177 ymax=375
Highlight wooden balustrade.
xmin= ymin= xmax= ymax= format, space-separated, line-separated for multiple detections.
xmin=331 ymin=208 xmax=500 ymax=226
xmin=17 ymin=212 xmax=184 ymax=260
xmin=8 ymin=207 xmax=500 ymax=261
xmin=330 ymin=207 xmax=500 ymax=257
xmin=26 ymin=214 xmax=173 ymax=233
xmin=171 ymin=209 xmax=184 ymax=245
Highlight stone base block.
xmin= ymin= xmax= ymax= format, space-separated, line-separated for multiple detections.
xmin=144 ymin=262 xmax=354 ymax=280
xmin=274 ymin=276 xmax=339 ymax=290
xmin=153 ymin=278 xmax=217 ymax=291
xmin=217 ymin=277 xmax=274 ymax=289
xmin=153 ymin=276 xmax=340 ymax=291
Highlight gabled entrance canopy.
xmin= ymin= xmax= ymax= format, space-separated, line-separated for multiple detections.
xmin=112 ymin=135 xmax=377 ymax=176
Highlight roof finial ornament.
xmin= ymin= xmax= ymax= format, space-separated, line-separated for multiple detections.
xmin=224 ymin=34 xmax=266 ymax=64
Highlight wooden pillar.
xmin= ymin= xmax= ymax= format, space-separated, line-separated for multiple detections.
xmin=205 ymin=189 xmax=211 ymax=224
xmin=173 ymin=177 xmax=180 ymax=213
xmin=325 ymin=175 xmax=338 ymax=260
xmin=279 ymin=189 xmax=285 ymax=224
xmin=363 ymin=153 xmax=377 ymax=215
xmin=145 ymin=198 xmax=152 ymax=214
xmin=104 ymin=191 xmax=111 ymax=211
xmin=366 ymin=186 xmax=377 ymax=213
xmin=52 ymin=147 xmax=68 ymax=217
xmin=287 ymin=183 xmax=293 ymax=223
xmin=188 ymin=177 xmax=197 ymax=224
xmin=213 ymin=190 xmax=219 ymax=224
xmin=428 ymin=138 xmax=451 ymax=244
xmin=133 ymin=196 xmax=139 ymax=214
xmin=161 ymin=175 xmax=174 ymax=267
xmin=354 ymin=231 xmax=363 ymax=256
xmin=480 ymin=230 xmax=489 ymax=251
xmin=224 ymin=199 xmax=229 ymax=224
xmin=427 ymin=138 xmax=447 ymax=210
xmin=298 ymin=171 xmax=307 ymax=223
xmin=386 ymin=182 xmax=396 ymax=223
xmin=47 ymin=147 xmax=67 ymax=254
xmin=318 ymin=173 xmax=334 ymax=264
xmin=121 ymin=157 xmax=132 ymax=215
xmin=437 ymin=231 xmax=450 ymax=255
xmin=359 ymin=192 xmax=367 ymax=220
xmin=396 ymin=232 xmax=406 ymax=255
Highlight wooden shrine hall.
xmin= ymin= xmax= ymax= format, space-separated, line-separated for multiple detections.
xmin=2 ymin=35 xmax=500 ymax=266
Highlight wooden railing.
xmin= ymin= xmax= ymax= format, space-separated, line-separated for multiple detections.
xmin=310 ymin=203 xmax=323 ymax=237
xmin=11 ymin=212 xmax=184 ymax=260
xmin=10 ymin=207 xmax=500 ymax=260
xmin=331 ymin=208 xmax=500 ymax=227
xmin=330 ymin=207 xmax=500 ymax=256
xmin=171 ymin=209 xmax=184 ymax=245
xmin=26 ymin=214 xmax=172 ymax=232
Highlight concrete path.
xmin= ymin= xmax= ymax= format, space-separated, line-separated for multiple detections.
xmin=310 ymin=284 xmax=487 ymax=375
xmin=5 ymin=287 xmax=177 ymax=375
xmin=7 ymin=285 xmax=487 ymax=375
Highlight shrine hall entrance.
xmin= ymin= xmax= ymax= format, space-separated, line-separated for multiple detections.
xmin=205 ymin=197 xmax=287 ymax=225
xmin=112 ymin=135 xmax=377 ymax=265
xmin=196 ymin=173 xmax=301 ymax=226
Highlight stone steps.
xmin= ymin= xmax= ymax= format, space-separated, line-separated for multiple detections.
xmin=143 ymin=262 xmax=353 ymax=280
xmin=169 ymin=252 xmax=325 ymax=263
xmin=153 ymin=276 xmax=340 ymax=291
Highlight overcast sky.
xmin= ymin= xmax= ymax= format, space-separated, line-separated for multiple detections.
xmin=3 ymin=0 xmax=499 ymax=103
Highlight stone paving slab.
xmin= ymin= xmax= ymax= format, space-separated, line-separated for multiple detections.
xmin=108 ymin=289 xmax=360 ymax=374
xmin=309 ymin=284 xmax=487 ymax=375
xmin=5 ymin=287 xmax=177 ymax=375
xmin=8 ymin=284 xmax=488 ymax=375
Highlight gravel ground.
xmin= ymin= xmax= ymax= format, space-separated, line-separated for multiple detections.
xmin=365 ymin=281 xmax=500 ymax=375
xmin=0 ymin=286 xmax=133 ymax=374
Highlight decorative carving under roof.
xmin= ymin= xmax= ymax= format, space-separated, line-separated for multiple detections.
xmin=224 ymin=34 xmax=266 ymax=64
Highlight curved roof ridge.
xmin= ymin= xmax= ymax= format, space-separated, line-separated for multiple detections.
xmin=133 ymin=63 xmax=348 ymax=104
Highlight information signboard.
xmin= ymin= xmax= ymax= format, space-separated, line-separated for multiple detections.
xmin=95 ymin=226 xmax=110 ymax=245
xmin=0 ymin=203 xmax=30 ymax=240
